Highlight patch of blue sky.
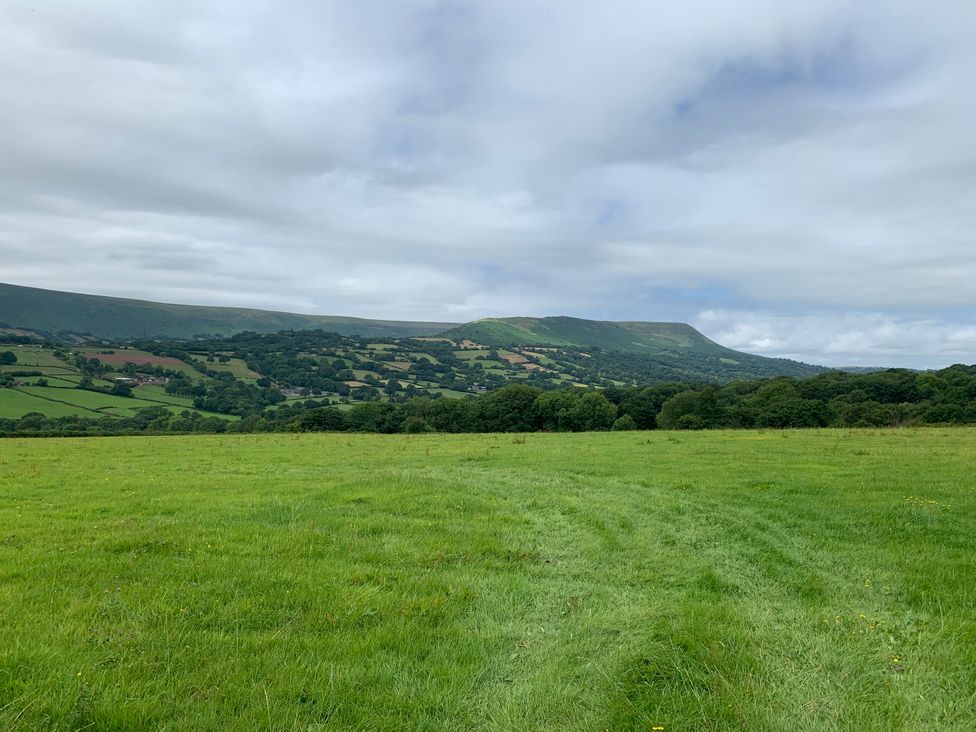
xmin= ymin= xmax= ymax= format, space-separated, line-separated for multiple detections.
xmin=671 ymin=33 xmax=920 ymax=120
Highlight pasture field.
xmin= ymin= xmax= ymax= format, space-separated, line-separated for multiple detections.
xmin=0 ymin=389 xmax=86 ymax=419
xmin=0 ymin=386 xmax=232 ymax=421
xmin=189 ymin=355 xmax=261 ymax=381
xmin=78 ymin=349 xmax=202 ymax=379
xmin=1 ymin=345 xmax=66 ymax=368
xmin=1 ymin=429 xmax=974 ymax=730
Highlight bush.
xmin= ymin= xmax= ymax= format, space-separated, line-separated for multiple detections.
xmin=674 ymin=414 xmax=706 ymax=430
xmin=297 ymin=407 xmax=348 ymax=432
xmin=611 ymin=415 xmax=638 ymax=431
xmin=401 ymin=416 xmax=434 ymax=433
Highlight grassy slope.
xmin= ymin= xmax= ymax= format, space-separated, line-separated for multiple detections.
xmin=445 ymin=317 xmax=823 ymax=377
xmin=1 ymin=430 xmax=973 ymax=730
xmin=0 ymin=386 xmax=232 ymax=420
xmin=189 ymin=356 xmax=260 ymax=380
xmin=0 ymin=389 xmax=84 ymax=418
xmin=445 ymin=317 xmax=722 ymax=352
xmin=2 ymin=345 xmax=67 ymax=367
xmin=0 ymin=282 xmax=458 ymax=340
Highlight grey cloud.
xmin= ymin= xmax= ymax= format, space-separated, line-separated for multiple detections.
xmin=696 ymin=309 xmax=976 ymax=369
xmin=1 ymin=1 xmax=975 ymax=366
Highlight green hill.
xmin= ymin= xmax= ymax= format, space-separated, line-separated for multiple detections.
xmin=0 ymin=282 xmax=458 ymax=341
xmin=444 ymin=316 xmax=808 ymax=360
xmin=1 ymin=283 xmax=823 ymax=379
xmin=442 ymin=316 xmax=821 ymax=377
xmin=445 ymin=316 xmax=724 ymax=352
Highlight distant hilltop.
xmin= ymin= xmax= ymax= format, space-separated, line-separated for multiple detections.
xmin=0 ymin=281 xmax=824 ymax=378
xmin=444 ymin=316 xmax=725 ymax=355
xmin=0 ymin=282 xmax=457 ymax=341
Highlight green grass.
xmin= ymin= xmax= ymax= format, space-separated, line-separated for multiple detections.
xmin=77 ymin=348 xmax=205 ymax=380
xmin=189 ymin=356 xmax=261 ymax=380
xmin=15 ymin=374 xmax=75 ymax=387
xmin=0 ymin=389 xmax=87 ymax=418
xmin=1 ymin=429 xmax=974 ymax=730
xmin=352 ymin=369 xmax=379 ymax=380
xmin=130 ymin=384 xmax=196 ymax=407
xmin=17 ymin=386 xmax=164 ymax=411
xmin=0 ymin=385 xmax=236 ymax=420
xmin=445 ymin=317 xmax=710 ymax=353
xmin=1 ymin=345 xmax=67 ymax=367
xmin=0 ymin=366 xmax=108 ymax=387
xmin=452 ymin=349 xmax=489 ymax=360
xmin=429 ymin=388 xmax=477 ymax=399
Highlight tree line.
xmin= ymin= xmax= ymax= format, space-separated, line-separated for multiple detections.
xmin=2 ymin=364 xmax=975 ymax=437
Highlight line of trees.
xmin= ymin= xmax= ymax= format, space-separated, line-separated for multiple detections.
xmin=2 ymin=365 xmax=975 ymax=437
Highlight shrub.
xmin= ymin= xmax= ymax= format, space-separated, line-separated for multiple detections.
xmin=674 ymin=414 xmax=706 ymax=430
xmin=402 ymin=416 xmax=434 ymax=433
xmin=611 ymin=415 xmax=639 ymax=431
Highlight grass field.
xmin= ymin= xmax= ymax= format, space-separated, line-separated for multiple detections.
xmin=189 ymin=356 xmax=261 ymax=381
xmin=0 ymin=385 xmax=236 ymax=421
xmin=78 ymin=349 xmax=203 ymax=379
xmin=2 ymin=345 xmax=66 ymax=368
xmin=0 ymin=389 xmax=87 ymax=418
xmin=1 ymin=429 xmax=974 ymax=730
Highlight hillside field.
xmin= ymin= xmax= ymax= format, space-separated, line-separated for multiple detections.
xmin=1 ymin=429 xmax=974 ymax=729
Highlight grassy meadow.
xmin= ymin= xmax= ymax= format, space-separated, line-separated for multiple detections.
xmin=1 ymin=429 xmax=974 ymax=730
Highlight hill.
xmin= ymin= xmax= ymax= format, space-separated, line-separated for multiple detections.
xmin=444 ymin=316 xmax=716 ymax=352
xmin=0 ymin=283 xmax=823 ymax=381
xmin=444 ymin=316 xmax=823 ymax=378
xmin=0 ymin=282 xmax=458 ymax=341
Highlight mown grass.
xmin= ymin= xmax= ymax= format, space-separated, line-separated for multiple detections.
xmin=1 ymin=429 xmax=974 ymax=730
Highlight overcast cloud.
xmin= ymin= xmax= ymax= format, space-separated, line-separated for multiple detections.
xmin=1 ymin=1 xmax=974 ymax=367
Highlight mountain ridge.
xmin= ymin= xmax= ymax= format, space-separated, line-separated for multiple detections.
xmin=444 ymin=316 xmax=728 ymax=354
xmin=0 ymin=282 xmax=824 ymax=377
xmin=0 ymin=282 xmax=458 ymax=340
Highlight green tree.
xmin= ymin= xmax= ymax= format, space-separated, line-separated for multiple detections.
xmin=345 ymin=402 xmax=401 ymax=433
xmin=401 ymin=416 xmax=433 ymax=433
xmin=611 ymin=414 xmax=638 ymax=431
xmin=111 ymin=381 xmax=133 ymax=397
xmin=568 ymin=391 xmax=617 ymax=431
xmin=736 ymin=381 xmax=826 ymax=428
xmin=657 ymin=388 xmax=724 ymax=429
xmin=476 ymin=384 xmax=543 ymax=432
xmin=297 ymin=408 xmax=348 ymax=432
xmin=534 ymin=390 xmax=579 ymax=431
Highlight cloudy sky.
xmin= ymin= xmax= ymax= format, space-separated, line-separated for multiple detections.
xmin=2 ymin=1 xmax=974 ymax=367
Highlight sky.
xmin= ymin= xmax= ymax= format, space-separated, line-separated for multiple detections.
xmin=1 ymin=1 xmax=975 ymax=368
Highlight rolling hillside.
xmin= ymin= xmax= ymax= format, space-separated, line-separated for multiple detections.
xmin=444 ymin=316 xmax=823 ymax=377
xmin=0 ymin=282 xmax=458 ymax=341
xmin=445 ymin=316 xmax=724 ymax=352
xmin=1 ymin=283 xmax=823 ymax=380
